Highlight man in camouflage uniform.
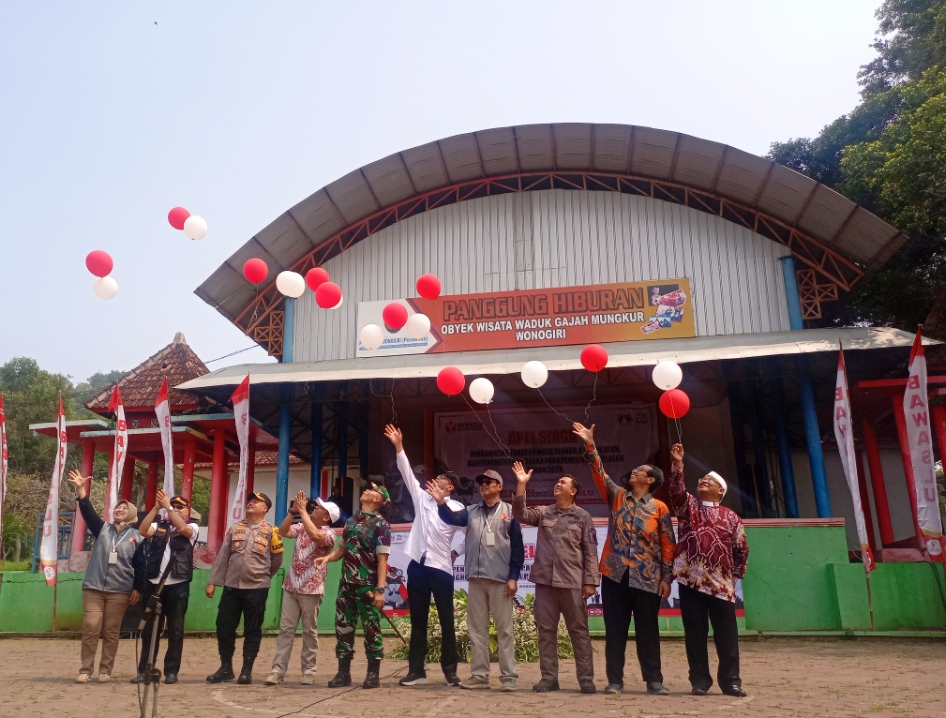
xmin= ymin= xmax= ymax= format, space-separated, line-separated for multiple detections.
xmin=316 ymin=481 xmax=391 ymax=689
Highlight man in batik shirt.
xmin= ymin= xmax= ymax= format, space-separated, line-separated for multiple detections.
xmin=316 ymin=481 xmax=391 ymax=690
xmin=668 ymin=443 xmax=749 ymax=698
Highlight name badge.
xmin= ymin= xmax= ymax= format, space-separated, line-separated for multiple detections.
xmin=486 ymin=532 xmax=495 ymax=547
xmin=108 ymin=550 xmax=118 ymax=565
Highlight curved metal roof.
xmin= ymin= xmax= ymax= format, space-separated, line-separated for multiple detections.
xmin=196 ymin=123 xmax=906 ymax=326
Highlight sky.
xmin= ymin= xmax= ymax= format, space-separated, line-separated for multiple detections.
xmin=0 ymin=1 xmax=881 ymax=384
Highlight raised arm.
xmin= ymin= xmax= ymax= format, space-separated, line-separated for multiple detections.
xmin=668 ymin=443 xmax=690 ymax=519
xmin=511 ymin=461 xmax=543 ymax=526
xmin=573 ymin=422 xmax=620 ymax=506
xmin=385 ymin=424 xmax=422 ymax=500
xmin=68 ymin=470 xmax=104 ymax=536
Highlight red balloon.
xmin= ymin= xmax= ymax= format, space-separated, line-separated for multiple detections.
xmin=416 ymin=274 xmax=442 ymax=300
xmin=580 ymin=344 xmax=609 ymax=372
xmin=243 ymin=258 xmax=268 ymax=284
xmin=306 ymin=267 xmax=330 ymax=291
xmin=659 ymin=389 xmax=690 ymax=419
xmin=168 ymin=207 xmax=190 ymax=230
xmin=315 ymin=281 xmax=342 ymax=308
xmin=382 ymin=302 xmax=409 ymax=331
xmin=85 ymin=250 xmax=113 ymax=278
xmin=437 ymin=366 xmax=465 ymax=396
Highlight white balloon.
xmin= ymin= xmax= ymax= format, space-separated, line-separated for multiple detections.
xmin=93 ymin=276 xmax=118 ymax=300
xmin=469 ymin=377 xmax=495 ymax=404
xmin=183 ymin=215 xmax=208 ymax=240
xmin=652 ymin=360 xmax=683 ymax=390
xmin=331 ymin=295 xmax=343 ymax=309
xmin=360 ymin=324 xmax=384 ymax=350
xmin=521 ymin=360 xmax=549 ymax=388
xmin=405 ymin=312 xmax=431 ymax=339
xmin=275 ymin=270 xmax=306 ymax=298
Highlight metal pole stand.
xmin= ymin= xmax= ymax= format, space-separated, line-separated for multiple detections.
xmin=140 ymin=599 xmax=162 ymax=718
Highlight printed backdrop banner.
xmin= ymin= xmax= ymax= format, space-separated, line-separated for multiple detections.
xmin=434 ymin=404 xmax=658 ymax=517
xmin=382 ymin=524 xmax=744 ymax=617
xmin=356 ymin=278 xmax=695 ymax=357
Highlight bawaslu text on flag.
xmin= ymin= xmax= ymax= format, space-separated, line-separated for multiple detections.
xmin=105 ymin=384 xmax=127 ymax=523
xmin=39 ymin=396 xmax=67 ymax=586
xmin=227 ymin=375 xmax=251 ymax=531
xmin=155 ymin=377 xmax=175 ymax=517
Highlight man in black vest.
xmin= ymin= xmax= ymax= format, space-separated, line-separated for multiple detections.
xmin=133 ymin=490 xmax=199 ymax=684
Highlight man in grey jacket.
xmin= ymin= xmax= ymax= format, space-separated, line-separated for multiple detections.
xmin=433 ymin=469 xmax=524 ymax=691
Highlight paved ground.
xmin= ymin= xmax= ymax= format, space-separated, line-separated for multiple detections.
xmin=1 ymin=636 xmax=944 ymax=718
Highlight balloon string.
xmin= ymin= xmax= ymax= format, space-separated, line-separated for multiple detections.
xmin=369 ymin=378 xmax=398 ymax=425
xmin=484 ymin=402 xmax=514 ymax=458
xmin=536 ymin=387 xmax=575 ymax=424
xmin=583 ymin=372 xmax=599 ymax=425
xmin=462 ymin=395 xmax=514 ymax=461
xmin=668 ymin=395 xmax=683 ymax=443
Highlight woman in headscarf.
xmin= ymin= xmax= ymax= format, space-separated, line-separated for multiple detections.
xmin=67 ymin=469 xmax=142 ymax=683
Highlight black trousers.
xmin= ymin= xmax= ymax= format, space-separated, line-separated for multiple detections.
xmin=406 ymin=559 xmax=457 ymax=674
xmin=138 ymin=581 xmax=190 ymax=675
xmin=679 ymin=583 xmax=741 ymax=691
xmin=216 ymin=586 xmax=270 ymax=663
xmin=601 ymin=575 xmax=663 ymax=684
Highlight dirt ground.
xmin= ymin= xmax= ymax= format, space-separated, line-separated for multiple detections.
xmin=1 ymin=635 xmax=943 ymax=718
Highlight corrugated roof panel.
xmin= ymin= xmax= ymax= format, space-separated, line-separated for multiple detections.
xmin=254 ymin=213 xmax=316 ymax=266
xmin=195 ymin=264 xmax=255 ymax=322
xmin=714 ymin=148 xmax=770 ymax=204
xmin=323 ymin=169 xmax=381 ymax=224
xmin=552 ymin=123 xmax=593 ymax=170
xmin=476 ymin=127 xmax=519 ymax=175
xmin=361 ymin=155 xmax=416 ymax=207
xmin=795 ymin=186 xmax=857 ymax=243
xmin=289 ymin=189 xmax=346 ymax=243
xmin=438 ymin=134 xmax=484 ymax=183
xmin=835 ymin=209 xmax=904 ymax=265
xmin=756 ymin=164 xmax=816 ymax=222
xmin=401 ymin=142 xmax=449 ymax=192
xmin=515 ymin=124 xmax=555 ymax=171
xmin=672 ymin=136 xmax=725 ymax=190
xmin=225 ymin=237 xmax=285 ymax=274
xmin=630 ymin=127 xmax=678 ymax=180
xmin=591 ymin=125 xmax=633 ymax=172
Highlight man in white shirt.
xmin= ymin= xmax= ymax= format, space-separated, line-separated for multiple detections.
xmin=384 ymin=425 xmax=467 ymax=688
xmin=133 ymin=491 xmax=200 ymax=685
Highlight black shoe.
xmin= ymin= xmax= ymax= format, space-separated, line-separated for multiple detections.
xmin=237 ymin=659 xmax=254 ymax=685
xmin=444 ymin=672 xmax=460 ymax=687
xmin=647 ymin=682 xmax=669 ymax=695
xmin=164 ymin=673 xmax=178 ymax=685
xmin=130 ymin=673 xmax=145 ymax=684
xmin=605 ymin=683 xmax=623 ymax=694
xmin=580 ymin=683 xmax=596 ymax=694
xmin=532 ymin=678 xmax=560 ymax=693
xmin=722 ymin=685 xmax=747 ymax=697
xmin=363 ymin=658 xmax=381 ymax=689
xmin=691 ymin=686 xmax=708 ymax=696
xmin=206 ymin=662 xmax=235 ymax=683
xmin=328 ymin=657 xmax=352 ymax=688
xmin=399 ymin=671 xmax=428 ymax=686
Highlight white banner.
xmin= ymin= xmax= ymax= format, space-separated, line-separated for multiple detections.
xmin=833 ymin=346 xmax=875 ymax=572
xmin=105 ymin=385 xmax=128 ymax=523
xmin=433 ymin=404 xmax=658 ymax=517
xmin=228 ymin=376 xmax=250 ymax=531
xmin=155 ymin=378 xmax=174 ymax=517
xmin=40 ymin=397 xmax=67 ymax=585
xmin=0 ymin=394 xmax=7 ymax=550
xmin=904 ymin=330 xmax=945 ymax=561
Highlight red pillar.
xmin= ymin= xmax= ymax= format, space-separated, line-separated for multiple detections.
xmin=892 ymin=396 xmax=924 ymax=542
xmin=145 ymin=463 xmax=158 ymax=510
xmin=71 ymin=440 xmax=96 ymax=554
xmin=853 ymin=443 xmax=877 ymax=552
xmin=208 ymin=429 xmax=228 ymax=553
xmin=863 ymin=419 xmax=895 ymax=545
xmin=121 ymin=459 xmax=135 ymax=502
xmin=181 ymin=438 xmax=196 ymax=504
xmin=933 ymin=405 xmax=946 ymax=475
xmin=246 ymin=439 xmax=256 ymax=495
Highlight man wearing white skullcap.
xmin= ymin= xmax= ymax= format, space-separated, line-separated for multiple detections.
xmin=667 ymin=444 xmax=749 ymax=698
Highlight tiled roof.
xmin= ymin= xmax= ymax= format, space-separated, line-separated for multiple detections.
xmin=193 ymin=451 xmax=305 ymax=470
xmin=86 ymin=332 xmax=211 ymax=412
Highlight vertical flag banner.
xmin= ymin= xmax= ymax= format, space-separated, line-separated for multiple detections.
xmin=0 ymin=395 xmax=8 ymax=553
xmin=833 ymin=345 xmax=875 ymax=572
xmin=227 ymin=376 xmax=250 ymax=531
xmin=904 ymin=329 xmax=945 ymax=561
xmin=155 ymin=378 xmax=175 ymax=516
xmin=40 ymin=396 xmax=67 ymax=585
xmin=105 ymin=385 xmax=127 ymax=523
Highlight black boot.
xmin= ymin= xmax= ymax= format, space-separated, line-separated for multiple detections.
xmin=363 ymin=658 xmax=381 ymax=689
xmin=237 ymin=659 xmax=254 ymax=685
xmin=206 ymin=659 xmax=235 ymax=683
xmin=328 ymin=657 xmax=352 ymax=688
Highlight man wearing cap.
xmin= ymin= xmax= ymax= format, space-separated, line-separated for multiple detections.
xmin=573 ymin=422 xmax=675 ymax=696
xmin=206 ymin=491 xmax=284 ymax=685
xmin=264 ymin=490 xmax=338 ymax=686
xmin=384 ymin=424 xmax=467 ymax=687
xmin=668 ymin=443 xmax=749 ymax=697
xmin=316 ymin=480 xmax=392 ymax=689
xmin=431 ymin=468 xmax=524 ymax=691
xmin=133 ymin=490 xmax=200 ymax=685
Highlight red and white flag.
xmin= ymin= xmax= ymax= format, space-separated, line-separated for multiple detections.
xmin=904 ymin=329 xmax=945 ymax=561
xmin=833 ymin=345 xmax=875 ymax=572
xmin=0 ymin=395 xmax=8 ymax=552
xmin=105 ymin=385 xmax=128 ymax=523
xmin=155 ymin=378 xmax=175 ymax=515
xmin=40 ymin=396 xmax=67 ymax=585
xmin=227 ymin=376 xmax=251 ymax=531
